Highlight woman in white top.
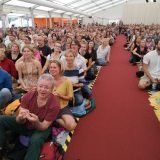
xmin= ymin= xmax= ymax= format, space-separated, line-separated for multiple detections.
xmin=42 ymin=41 xmax=62 ymax=73
xmin=97 ymin=38 xmax=111 ymax=66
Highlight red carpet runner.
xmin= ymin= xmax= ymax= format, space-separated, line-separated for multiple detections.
xmin=64 ymin=35 xmax=160 ymax=160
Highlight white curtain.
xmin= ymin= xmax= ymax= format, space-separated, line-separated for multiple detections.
xmin=122 ymin=3 xmax=160 ymax=24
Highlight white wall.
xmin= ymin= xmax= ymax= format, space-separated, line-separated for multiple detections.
xmin=82 ymin=4 xmax=124 ymax=25
xmin=122 ymin=3 xmax=160 ymax=24
xmin=83 ymin=0 xmax=160 ymax=25
xmin=93 ymin=4 xmax=124 ymax=21
xmin=82 ymin=17 xmax=94 ymax=25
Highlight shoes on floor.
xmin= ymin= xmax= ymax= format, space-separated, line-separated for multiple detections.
xmin=84 ymin=99 xmax=91 ymax=110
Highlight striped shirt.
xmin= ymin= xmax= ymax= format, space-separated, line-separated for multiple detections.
xmin=64 ymin=67 xmax=85 ymax=85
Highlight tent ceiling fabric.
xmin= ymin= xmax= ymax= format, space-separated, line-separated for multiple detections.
xmin=0 ymin=0 xmax=127 ymax=17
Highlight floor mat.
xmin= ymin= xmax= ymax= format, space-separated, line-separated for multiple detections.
xmin=148 ymin=91 xmax=160 ymax=121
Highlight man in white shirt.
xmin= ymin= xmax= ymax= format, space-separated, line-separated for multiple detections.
xmin=138 ymin=40 xmax=160 ymax=89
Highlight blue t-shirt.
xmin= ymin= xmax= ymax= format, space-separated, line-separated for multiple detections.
xmin=0 ymin=68 xmax=12 ymax=92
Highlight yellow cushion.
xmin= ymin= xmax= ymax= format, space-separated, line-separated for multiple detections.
xmin=4 ymin=99 xmax=20 ymax=115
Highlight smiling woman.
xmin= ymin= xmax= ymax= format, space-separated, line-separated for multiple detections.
xmin=49 ymin=60 xmax=77 ymax=131
xmin=16 ymin=45 xmax=42 ymax=92
xmin=42 ymin=41 xmax=62 ymax=74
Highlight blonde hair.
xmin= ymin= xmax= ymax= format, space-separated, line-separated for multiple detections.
xmin=22 ymin=45 xmax=34 ymax=54
xmin=11 ymin=42 xmax=20 ymax=50
xmin=65 ymin=49 xmax=76 ymax=57
xmin=55 ymin=41 xmax=62 ymax=46
xmin=102 ymin=38 xmax=109 ymax=44
xmin=49 ymin=60 xmax=64 ymax=75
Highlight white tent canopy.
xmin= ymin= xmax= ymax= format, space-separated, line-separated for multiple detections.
xmin=0 ymin=0 xmax=129 ymax=18
xmin=0 ymin=0 xmax=160 ymax=27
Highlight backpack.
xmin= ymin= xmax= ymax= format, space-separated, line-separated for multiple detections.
xmin=70 ymin=98 xmax=96 ymax=118
xmin=3 ymin=99 xmax=21 ymax=116
xmin=39 ymin=142 xmax=63 ymax=160
xmin=69 ymin=100 xmax=86 ymax=118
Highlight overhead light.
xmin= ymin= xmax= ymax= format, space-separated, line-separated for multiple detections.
xmin=35 ymin=15 xmax=46 ymax=18
xmin=6 ymin=0 xmax=35 ymax=8
xmin=36 ymin=6 xmax=53 ymax=11
xmin=8 ymin=13 xmax=24 ymax=16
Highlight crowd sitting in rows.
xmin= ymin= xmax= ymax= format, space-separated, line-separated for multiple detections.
xmin=0 ymin=24 xmax=117 ymax=107
xmin=123 ymin=24 xmax=160 ymax=91
xmin=0 ymin=24 xmax=117 ymax=159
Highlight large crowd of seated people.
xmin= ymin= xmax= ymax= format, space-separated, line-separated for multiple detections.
xmin=0 ymin=23 xmax=118 ymax=159
xmin=123 ymin=24 xmax=160 ymax=90
xmin=1 ymin=22 xmax=160 ymax=159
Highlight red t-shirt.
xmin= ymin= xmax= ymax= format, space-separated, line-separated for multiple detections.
xmin=21 ymin=91 xmax=60 ymax=130
xmin=0 ymin=58 xmax=17 ymax=79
